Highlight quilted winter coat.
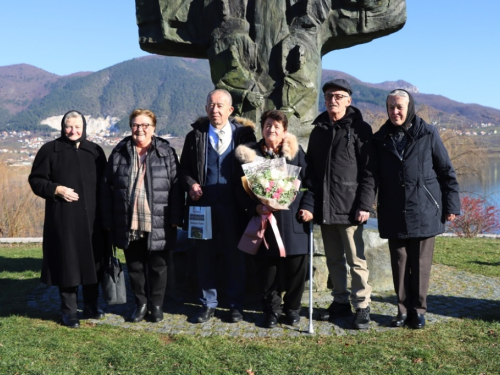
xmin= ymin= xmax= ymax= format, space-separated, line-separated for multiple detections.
xmin=101 ymin=136 xmax=184 ymax=250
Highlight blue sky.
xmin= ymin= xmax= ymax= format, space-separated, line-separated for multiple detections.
xmin=1 ymin=1 xmax=499 ymax=110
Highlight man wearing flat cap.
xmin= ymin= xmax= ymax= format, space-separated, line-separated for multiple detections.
xmin=306 ymin=79 xmax=375 ymax=329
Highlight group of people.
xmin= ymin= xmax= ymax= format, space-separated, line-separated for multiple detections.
xmin=29 ymin=81 xmax=460 ymax=330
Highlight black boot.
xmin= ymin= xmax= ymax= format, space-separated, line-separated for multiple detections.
xmin=149 ymin=306 xmax=164 ymax=323
xmin=129 ymin=304 xmax=148 ymax=323
xmin=285 ymin=311 xmax=301 ymax=326
xmin=83 ymin=304 xmax=105 ymax=320
xmin=390 ymin=312 xmax=407 ymax=328
xmin=196 ymin=306 xmax=216 ymax=323
xmin=319 ymin=301 xmax=352 ymax=321
xmin=264 ymin=312 xmax=279 ymax=329
xmin=61 ymin=313 xmax=80 ymax=328
xmin=409 ymin=313 xmax=425 ymax=329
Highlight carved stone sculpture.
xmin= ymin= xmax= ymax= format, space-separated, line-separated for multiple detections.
xmin=135 ymin=0 xmax=406 ymax=132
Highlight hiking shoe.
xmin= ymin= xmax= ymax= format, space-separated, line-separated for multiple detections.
xmin=319 ymin=301 xmax=352 ymax=321
xmin=353 ymin=306 xmax=371 ymax=330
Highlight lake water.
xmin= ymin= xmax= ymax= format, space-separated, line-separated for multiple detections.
xmin=459 ymin=155 xmax=500 ymax=234
xmin=459 ymin=155 xmax=500 ymax=207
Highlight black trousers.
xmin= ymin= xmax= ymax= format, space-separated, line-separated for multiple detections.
xmin=59 ymin=283 xmax=99 ymax=314
xmin=123 ymin=237 xmax=169 ymax=306
xmin=259 ymin=254 xmax=307 ymax=314
xmin=388 ymin=237 xmax=435 ymax=315
xmin=195 ymin=204 xmax=245 ymax=310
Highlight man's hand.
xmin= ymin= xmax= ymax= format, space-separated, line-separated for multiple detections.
xmin=355 ymin=209 xmax=370 ymax=223
xmin=189 ymin=183 xmax=203 ymax=202
xmin=299 ymin=209 xmax=314 ymax=222
xmin=55 ymin=186 xmax=79 ymax=202
xmin=446 ymin=214 xmax=456 ymax=221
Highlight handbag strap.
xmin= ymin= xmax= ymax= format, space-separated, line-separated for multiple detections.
xmin=107 ymin=233 xmax=117 ymax=259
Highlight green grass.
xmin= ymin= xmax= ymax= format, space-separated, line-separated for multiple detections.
xmin=434 ymin=237 xmax=500 ymax=277
xmin=0 ymin=242 xmax=499 ymax=374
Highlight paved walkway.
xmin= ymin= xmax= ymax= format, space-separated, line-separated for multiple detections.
xmin=27 ymin=263 xmax=500 ymax=336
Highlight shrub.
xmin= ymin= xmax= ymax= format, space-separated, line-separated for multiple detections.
xmin=0 ymin=162 xmax=44 ymax=237
xmin=448 ymin=195 xmax=500 ymax=237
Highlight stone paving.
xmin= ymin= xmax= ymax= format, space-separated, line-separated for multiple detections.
xmin=26 ymin=263 xmax=500 ymax=336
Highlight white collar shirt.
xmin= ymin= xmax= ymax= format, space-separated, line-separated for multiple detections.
xmin=209 ymin=122 xmax=232 ymax=154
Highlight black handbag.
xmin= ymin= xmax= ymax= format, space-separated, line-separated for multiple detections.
xmin=102 ymin=245 xmax=127 ymax=305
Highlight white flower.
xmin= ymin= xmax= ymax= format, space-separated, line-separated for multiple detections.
xmin=270 ymin=169 xmax=284 ymax=180
xmin=258 ymin=178 xmax=270 ymax=189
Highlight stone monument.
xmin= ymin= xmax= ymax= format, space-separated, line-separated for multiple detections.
xmin=135 ymin=0 xmax=406 ymax=136
xmin=135 ymin=0 xmax=407 ymax=293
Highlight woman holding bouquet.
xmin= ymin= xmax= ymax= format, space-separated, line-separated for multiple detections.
xmin=235 ymin=109 xmax=314 ymax=328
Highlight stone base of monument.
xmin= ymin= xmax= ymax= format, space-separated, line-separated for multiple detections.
xmin=303 ymin=228 xmax=393 ymax=296
xmin=168 ymin=227 xmax=394 ymax=308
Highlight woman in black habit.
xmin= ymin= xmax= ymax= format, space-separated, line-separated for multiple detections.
xmin=29 ymin=110 xmax=107 ymax=328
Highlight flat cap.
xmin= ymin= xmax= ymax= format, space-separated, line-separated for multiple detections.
xmin=322 ymin=78 xmax=352 ymax=95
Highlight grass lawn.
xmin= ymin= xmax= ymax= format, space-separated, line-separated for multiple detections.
xmin=434 ymin=237 xmax=500 ymax=278
xmin=0 ymin=242 xmax=499 ymax=374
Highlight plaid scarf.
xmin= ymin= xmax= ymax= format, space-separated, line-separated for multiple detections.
xmin=128 ymin=144 xmax=152 ymax=241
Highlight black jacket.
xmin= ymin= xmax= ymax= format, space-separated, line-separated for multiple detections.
xmin=372 ymin=116 xmax=461 ymax=239
xmin=179 ymin=116 xmax=256 ymax=231
xmin=306 ymin=107 xmax=375 ymax=225
xmin=235 ymin=134 xmax=314 ymax=256
xmin=101 ymin=136 xmax=184 ymax=251
xmin=29 ymin=138 xmax=107 ymax=287
xmin=179 ymin=116 xmax=256 ymax=192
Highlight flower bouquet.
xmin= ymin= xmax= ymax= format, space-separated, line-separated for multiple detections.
xmin=238 ymin=157 xmax=302 ymax=257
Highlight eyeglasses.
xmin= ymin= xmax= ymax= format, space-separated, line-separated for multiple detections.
xmin=325 ymin=93 xmax=349 ymax=101
xmin=131 ymin=123 xmax=152 ymax=130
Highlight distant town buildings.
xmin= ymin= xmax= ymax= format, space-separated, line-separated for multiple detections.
xmin=0 ymin=130 xmax=175 ymax=166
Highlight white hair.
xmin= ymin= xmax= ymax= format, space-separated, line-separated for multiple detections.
xmin=206 ymin=89 xmax=233 ymax=106
xmin=62 ymin=111 xmax=82 ymax=125
xmin=387 ymin=90 xmax=410 ymax=101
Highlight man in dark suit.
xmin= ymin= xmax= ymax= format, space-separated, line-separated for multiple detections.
xmin=180 ymin=89 xmax=256 ymax=323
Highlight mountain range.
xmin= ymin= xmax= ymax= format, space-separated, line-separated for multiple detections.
xmin=1 ymin=55 xmax=499 ymax=136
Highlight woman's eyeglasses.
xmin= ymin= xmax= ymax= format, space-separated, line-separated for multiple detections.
xmin=131 ymin=123 xmax=152 ymax=130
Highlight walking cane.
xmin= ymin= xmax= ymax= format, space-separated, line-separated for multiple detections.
xmin=308 ymin=221 xmax=314 ymax=334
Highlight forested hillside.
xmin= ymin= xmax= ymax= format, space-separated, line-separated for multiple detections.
xmin=2 ymin=56 xmax=500 ymax=136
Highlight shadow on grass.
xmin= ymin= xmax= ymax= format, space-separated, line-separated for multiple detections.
xmin=0 ymin=256 xmax=42 ymax=273
xmin=368 ymin=294 xmax=500 ymax=326
xmin=0 ymin=277 xmax=52 ymax=319
xmin=3 ymin=260 xmax=499 ymax=328
xmin=471 ymin=260 xmax=500 ymax=267
xmin=427 ymin=295 xmax=500 ymax=322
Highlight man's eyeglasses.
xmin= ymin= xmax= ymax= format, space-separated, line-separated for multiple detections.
xmin=131 ymin=123 xmax=152 ymax=130
xmin=324 ymin=93 xmax=349 ymax=101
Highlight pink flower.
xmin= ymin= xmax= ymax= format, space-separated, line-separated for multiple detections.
xmin=277 ymin=188 xmax=284 ymax=194
xmin=269 ymin=181 xmax=275 ymax=187
xmin=272 ymin=192 xmax=281 ymax=199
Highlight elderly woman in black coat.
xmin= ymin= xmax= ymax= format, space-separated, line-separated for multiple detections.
xmin=29 ymin=110 xmax=107 ymax=328
xmin=101 ymin=109 xmax=184 ymax=323
xmin=235 ymin=109 xmax=314 ymax=328
xmin=372 ymin=89 xmax=460 ymax=329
